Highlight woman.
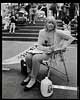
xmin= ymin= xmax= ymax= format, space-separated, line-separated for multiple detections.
xmin=21 ymin=16 xmax=75 ymax=91
xmin=29 ymin=3 xmax=37 ymax=24
xmin=49 ymin=3 xmax=57 ymax=19
xmin=9 ymin=14 xmax=16 ymax=33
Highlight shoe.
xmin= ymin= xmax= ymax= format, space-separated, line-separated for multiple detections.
xmin=24 ymin=83 xmax=36 ymax=91
xmin=21 ymin=76 xmax=30 ymax=86
xmin=24 ymin=78 xmax=36 ymax=91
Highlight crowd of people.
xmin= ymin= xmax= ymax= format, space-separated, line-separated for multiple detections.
xmin=2 ymin=3 xmax=48 ymax=33
xmin=2 ymin=3 xmax=79 ymax=34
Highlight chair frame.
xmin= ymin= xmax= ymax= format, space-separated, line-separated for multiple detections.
xmin=20 ymin=45 xmax=69 ymax=83
xmin=41 ymin=49 xmax=69 ymax=82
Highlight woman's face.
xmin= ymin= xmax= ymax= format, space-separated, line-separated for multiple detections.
xmin=46 ymin=20 xmax=55 ymax=31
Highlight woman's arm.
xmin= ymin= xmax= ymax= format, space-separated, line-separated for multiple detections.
xmin=58 ymin=30 xmax=75 ymax=49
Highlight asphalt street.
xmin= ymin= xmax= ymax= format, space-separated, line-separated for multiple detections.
xmin=2 ymin=41 xmax=78 ymax=99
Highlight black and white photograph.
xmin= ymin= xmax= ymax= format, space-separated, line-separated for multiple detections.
xmin=2 ymin=3 xmax=79 ymax=99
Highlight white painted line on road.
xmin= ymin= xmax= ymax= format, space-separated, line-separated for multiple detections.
xmin=52 ymin=85 xmax=77 ymax=91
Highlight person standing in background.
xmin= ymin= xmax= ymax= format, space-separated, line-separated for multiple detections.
xmin=9 ymin=13 xmax=17 ymax=34
xmin=29 ymin=3 xmax=37 ymax=24
xmin=49 ymin=3 xmax=57 ymax=19
xmin=41 ymin=3 xmax=47 ymax=17
xmin=69 ymin=3 xmax=75 ymax=21
xmin=56 ymin=3 xmax=64 ymax=19
xmin=24 ymin=3 xmax=31 ymax=22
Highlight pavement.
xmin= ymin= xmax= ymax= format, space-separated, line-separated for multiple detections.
xmin=2 ymin=41 xmax=78 ymax=99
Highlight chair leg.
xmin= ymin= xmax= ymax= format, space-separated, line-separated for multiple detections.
xmin=45 ymin=62 xmax=51 ymax=78
xmin=47 ymin=66 xmax=51 ymax=78
xmin=60 ymin=53 xmax=69 ymax=82
xmin=41 ymin=51 xmax=69 ymax=82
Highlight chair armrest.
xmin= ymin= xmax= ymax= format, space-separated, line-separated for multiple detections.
xmin=54 ymin=48 xmax=67 ymax=54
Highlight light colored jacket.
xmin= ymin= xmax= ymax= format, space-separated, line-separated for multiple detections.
xmin=37 ymin=29 xmax=75 ymax=52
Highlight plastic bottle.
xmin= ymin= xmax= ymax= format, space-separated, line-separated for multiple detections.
xmin=40 ymin=77 xmax=53 ymax=97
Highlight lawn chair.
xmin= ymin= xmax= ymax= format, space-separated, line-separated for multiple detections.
xmin=41 ymin=48 xmax=69 ymax=82
xmin=20 ymin=44 xmax=69 ymax=83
